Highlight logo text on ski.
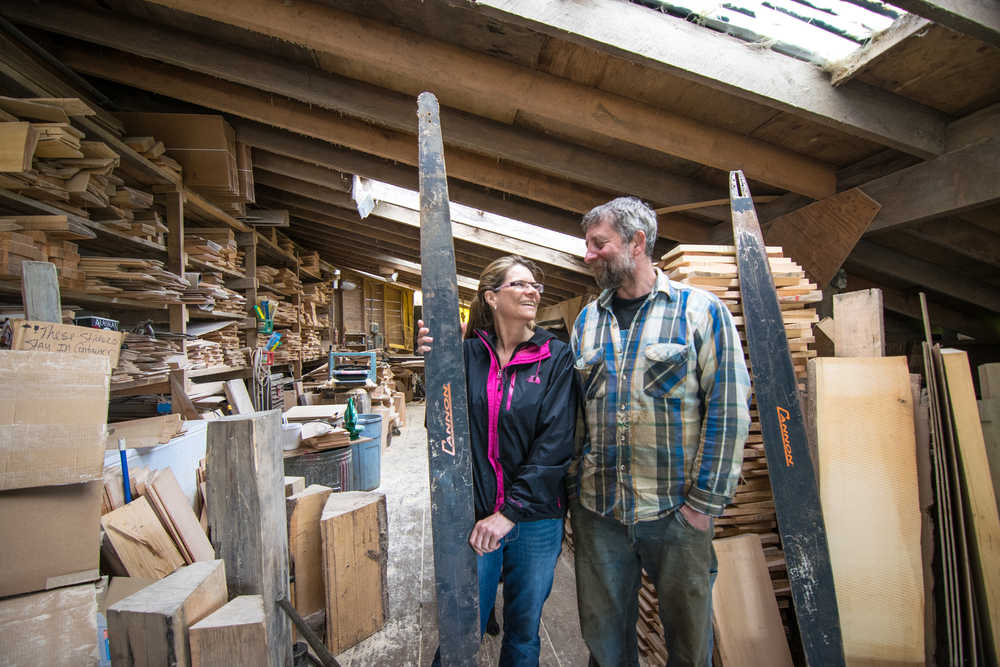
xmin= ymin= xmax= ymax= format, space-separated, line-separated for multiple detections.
xmin=776 ymin=406 xmax=794 ymax=467
xmin=441 ymin=382 xmax=456 ymax=456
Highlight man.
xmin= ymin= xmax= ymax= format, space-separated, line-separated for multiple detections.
xmin=569 ymin=197 xmax=751 ymax=666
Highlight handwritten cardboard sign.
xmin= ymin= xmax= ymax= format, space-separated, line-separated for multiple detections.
xmin=9 ymin=320 xmax=124 ymax=368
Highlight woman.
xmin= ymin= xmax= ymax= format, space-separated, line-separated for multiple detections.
xmin=419 ymin=255 xmax=578 ymax=666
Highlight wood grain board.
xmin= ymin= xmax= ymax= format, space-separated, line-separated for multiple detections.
xmin=941 ymin=349 xmax=1000 ymax=664
xmin=100 ymin=496 xmax=184 ymax=580
xmin=321 ymin=491 xmax=388 ymax=653
xmin=712 ymin=534 xmax=793 ymax=667
xmin=189 ymin=595 xmax=269 ymax=667
xmin=287 ymin=484 xmax=334 ymax=618
xmin=814 ymin=357 xmax=924 ymax=665
xmin=148 ymin=467 xmax=215 ymax=562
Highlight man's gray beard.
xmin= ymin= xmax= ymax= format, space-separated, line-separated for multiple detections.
xmin=593 ymin=253 xmax=635 ymax=291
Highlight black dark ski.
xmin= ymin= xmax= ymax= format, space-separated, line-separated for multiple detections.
xmin=729 ymin=170 xmax=845 ymax=667
xmin=417 ymin=91 xmax=480 ymax=665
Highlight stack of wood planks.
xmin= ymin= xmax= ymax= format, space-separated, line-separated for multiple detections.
xmin=258 ymin=291 xmax=297 ymax=328
xmin=186 ymin=338 xmax=226 ymax=370
xmin=198 ymin=271 xmax=246 ymax=316
xmin=273 ymin=330 xmax=301 ymax=364
xmin=185 ymin=227 xmax=244 ymax=274
xmin=276 ymin=231 xmax=296 ymax=256
xmin=79 ymin=256 xmax=190 ymax=304
xmin=257 ymin=264 xmax=301 ymax=294
xmin=302 ymin=281 xmax=329 ymax=305
xmin=112 ymin=333 xmax=183 ymax=387
xmin=300 ymin=251 xmax=320 ymax=274
xmin=303 ymin=328 xmax=322 ymax=360
xmin=0 ymin=216 xmax=91 ymax=287
xmin=199 ymin=322 xmax=247 ymax=368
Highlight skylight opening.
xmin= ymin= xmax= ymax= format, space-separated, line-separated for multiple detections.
xmin=635 ymin=0 xmax=904 ymax=65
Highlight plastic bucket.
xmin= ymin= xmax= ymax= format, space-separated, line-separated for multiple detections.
xmin=351 ymin=413 xmax=383 ymax=491
xmin=281 ymin=423 xmax=302 ymax=451
xmin=283 ymin=447 xmax=353 ymax=492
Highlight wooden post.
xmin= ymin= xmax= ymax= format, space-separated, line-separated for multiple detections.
xmin=189 ymin=595 xmax=269 ymax=667
xmin=20 ymin=260 xmax=61 ymax=323
xmin=107 ymin=559 xmax=228 ymax=667
xmin=206 ymin=411 xmax=292 ymax=667
xmin=833 ymin=289 xmax=884 ymax=357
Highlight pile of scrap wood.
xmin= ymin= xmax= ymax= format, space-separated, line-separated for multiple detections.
xmin=257 ymin=264 xmax=301 ymax=294
xmin=79 ymin=257 xmax=190 ymax=304
xmin=185 ymin=227 xmax=244 ymax=274
xmin=112 ymin=333 xmax=183 ymax=387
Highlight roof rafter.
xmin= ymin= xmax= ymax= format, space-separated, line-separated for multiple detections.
xmin=136 ymin=0 xmax=838 ymax=198
xmin=886 ymin=0 xmax=1000 ymax=47
xmin=450 ymin=0 xmax=948 ymax=157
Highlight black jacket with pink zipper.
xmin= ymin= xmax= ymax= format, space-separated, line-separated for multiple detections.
xmin=464 ymin=327 xmax=578 ymax=523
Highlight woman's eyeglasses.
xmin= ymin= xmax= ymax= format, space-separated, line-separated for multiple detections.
xmin=493 ymin=280 xmax=544 ymax=294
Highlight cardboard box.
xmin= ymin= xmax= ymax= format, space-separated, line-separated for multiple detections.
xmin=0 ymin=351 xmax=111 ymax=491
xmin=0 ymin=481 xmax=103 ymax=598
xmin=0 ymin=579 xmax=103 ymax=666
xmin=115 ymin=113 xmax=238 ymax=193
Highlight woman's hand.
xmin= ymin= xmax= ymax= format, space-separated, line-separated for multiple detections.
xmin=416 ymin=319 xmax=433 ymax=354
xmin=469 ymin=512 xmax=515 ymax=555
xmin=416 ymin=319 xmax=466 ymax=355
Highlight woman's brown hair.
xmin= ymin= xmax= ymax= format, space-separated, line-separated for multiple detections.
xmin=464 ymin=255 xmax=543 ymax=340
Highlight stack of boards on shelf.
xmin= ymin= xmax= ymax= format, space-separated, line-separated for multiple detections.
xmin=185 ymin=227 xmax=244 ymax=274
xmin=0 ymin=215 xmax=87 ymax=287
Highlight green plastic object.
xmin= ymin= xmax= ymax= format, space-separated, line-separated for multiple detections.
xmin=344 ymin=396 xmax=362 ymax=440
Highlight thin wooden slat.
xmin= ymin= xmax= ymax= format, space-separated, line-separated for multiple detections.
xmin=815 ymin=356 xmax=924 ymax=665
xmin=941 ymin=349 xmax=1000 ymax=663
xmin=712 ymin=533 xmax=793 ymax=667
xmin=149 ymin=468 xmax=216 ymax=562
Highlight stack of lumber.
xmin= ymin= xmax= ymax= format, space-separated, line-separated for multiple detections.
xmin=257 ymin=264 xmax=301 ymax=294
xmin=0 ymin=216 xmax=90 ymax=287
xmin=302 ymin=328 xmax=322 ymax=360
xmin=275 ymin=232 xmax=296 ymax=256
xmin=123 ymin=135 xmax=183 ymax=179
xmin=0 ymin=229 xmax=46 ymax=279
xmin=199 ymin=272 xmax=246 ymax=316
xmin=302 ymin=282 xmax=329 ymax=305
xmin=79 ymin=257 xmax=190 ymax=304
xmin=258 ymin=292 xmax=297 ymax=327
xmin=300 ymin=251 xmax=320 ymax=274
xmin=32 ymin=122 xmax=85 ymax=159
xmin=272 ymin=330 xmax=301 ymax=364
xmin=185 ymin=228 xmax=243 ymax=274
xmin=199 ymin=322 xmax=247 ymax=369
xmin=618 ymin=244 xmax=820 ymax=664
xmin=186 ymin=338 xmax=226 ymax=370
xmin=301 ymin=300 xmax=324 ymax=329
xmin=112 ymin=333 xmax=183 ymax=387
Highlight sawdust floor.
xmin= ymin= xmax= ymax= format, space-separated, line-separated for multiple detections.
xmin=335 ymin=402 xmax=590 ymax=666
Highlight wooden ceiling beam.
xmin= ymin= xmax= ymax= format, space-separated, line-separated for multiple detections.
xmin=846 ymin=240 xmax=1000 ymax=312
xmin=1 ymin=2 xmax=725 ymax=210
xmin=253 ymin=170 xmax=593 ymax=275
xmin=56 ymin=46 xmax=613 ymax=215
xmin=885 ymin=0 xmax=1000 ymax=48
xmin=844 ymin=273 xmax=1000 ymax=341
xmin=896 ymin=218 xmax=1000 ymax=269
xmin=235 ymin=122 xmax=585 ymax=237
xmin=453 ymin=0 xmax=948 ymax=158
xmin=253 ymin=151 xmax=351 ymax=192
xmin=862 ymin=138 xmax=1000 ymax=233
xmin=137 ymin=0 xmax=837 ymax=198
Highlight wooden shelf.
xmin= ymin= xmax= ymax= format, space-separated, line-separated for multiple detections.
xmin=180 ymin=187 xmax=250 ymax=233
xmin=299 ymin=266 xmax=323 ymax=283
xmin=0 ymin=281 xmax=169 ymax=312
xmin=187 ymin=257 xmax=246 ymax=280
xmin=188 ymin=365 xmax=251 ymax=379
xmin=110 ymin=376 xmax=170 ymax=396
xmin=75 ymin=116 xmax=180 ymax=188
xmin=187 ymin=309 xmax=248 ymax=322
xmin=254 ymin=231 xmax=298 ymax=268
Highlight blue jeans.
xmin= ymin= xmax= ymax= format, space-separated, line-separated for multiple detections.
xmin=480 ymin=517 xmax=564 ymax=666
xmin=572 ymin=502 xmax=716 ymax=667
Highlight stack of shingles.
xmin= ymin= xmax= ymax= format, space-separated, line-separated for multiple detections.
xmin=112 ymin=333 xmax=182 ymax=387
xmin=200 ymin=322 xmax=247 ymax=369
xmin=123 ymin=135 xmax=183 ymax=180
xmin=185 ymin=338 xmax=225 ymax=371
xmin=185 ymin=227 xmax=243 ymax=274
xmin=200 ymin=272 xmax=246 ymax=316
xmin=619 ymin=243 xmax=819 ymax=664
xmin=78 ymin=257 xmax=190 ymax=305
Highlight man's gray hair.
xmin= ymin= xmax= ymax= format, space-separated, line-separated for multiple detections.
xmin=581 ymin=197 xmax=658 ymax=258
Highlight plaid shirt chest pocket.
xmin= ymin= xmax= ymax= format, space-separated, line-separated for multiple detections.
xmin=641 ymin=342 xmax=689 ymax=399
xmin=575 ymin=344 xmax=607 ymax=400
